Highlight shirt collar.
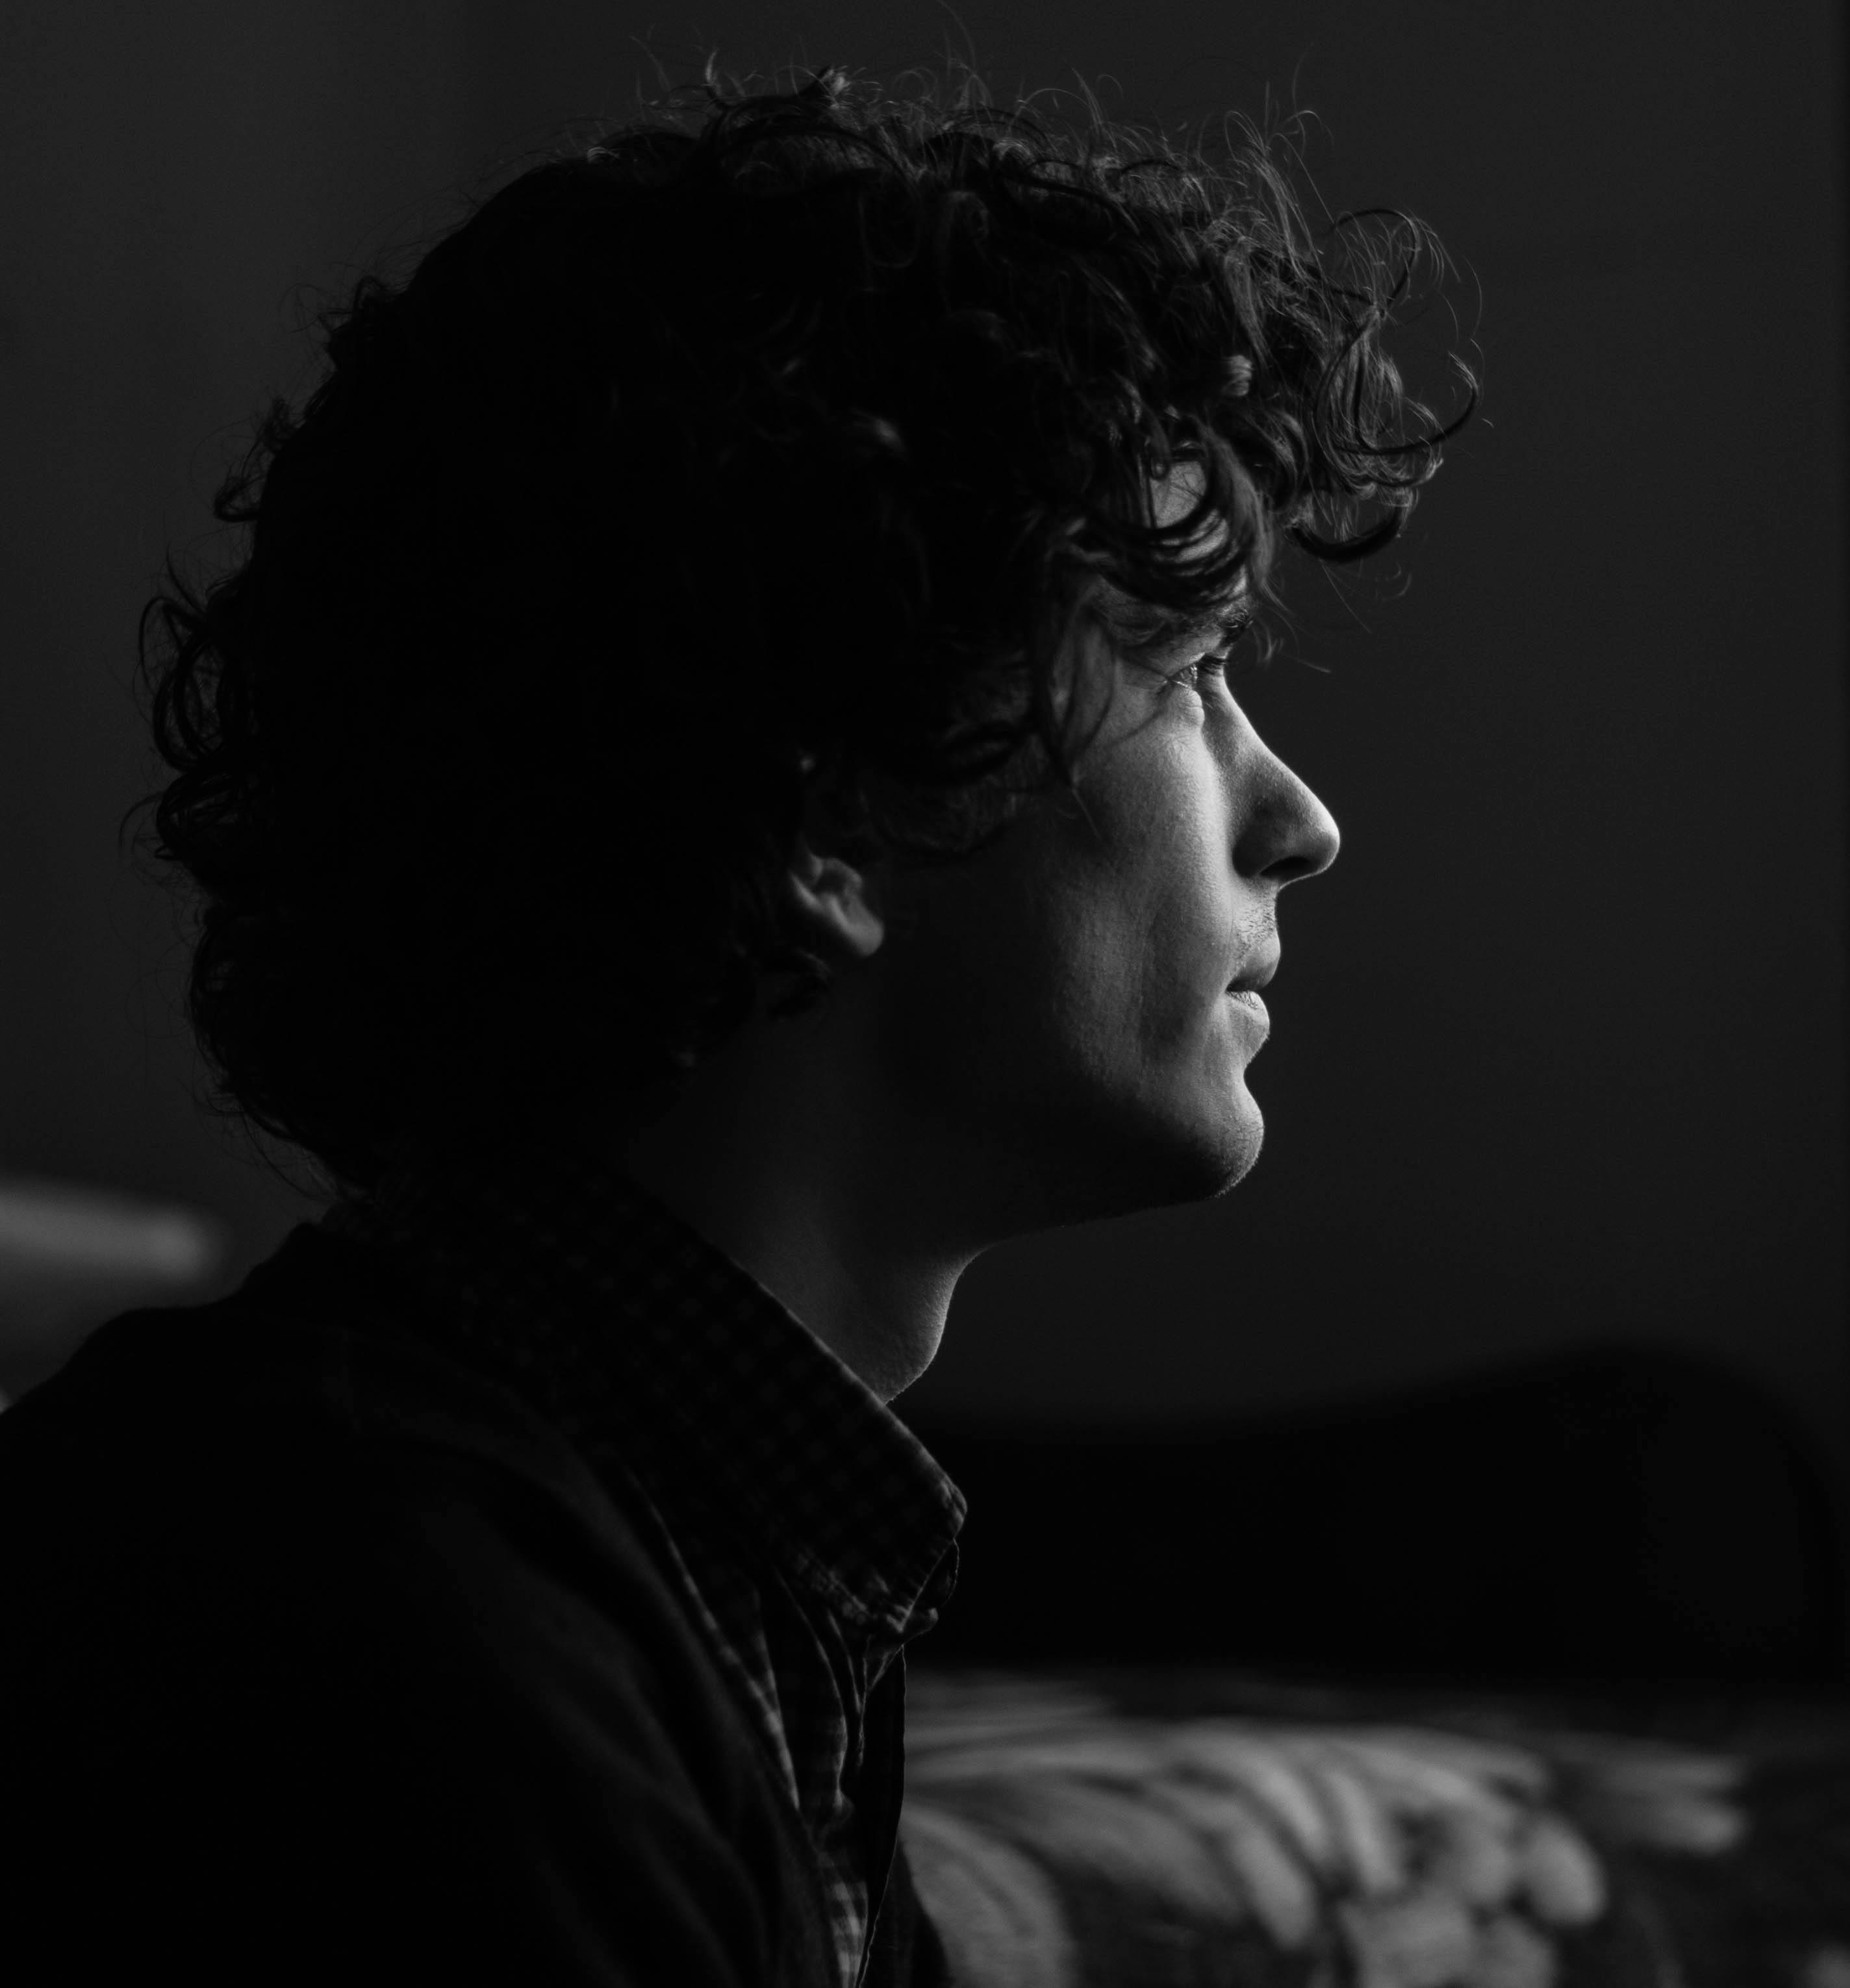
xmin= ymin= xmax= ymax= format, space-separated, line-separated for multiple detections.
xmin=325 ymin=1145 xmax=965 ymax=1643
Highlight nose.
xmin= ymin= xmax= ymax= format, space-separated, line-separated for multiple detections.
xmin=1234 ymin=744 xmax=1341 ymax=885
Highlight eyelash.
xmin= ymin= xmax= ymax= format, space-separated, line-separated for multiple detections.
xmin=1167 ymin=621 xmax=1254 ymax=692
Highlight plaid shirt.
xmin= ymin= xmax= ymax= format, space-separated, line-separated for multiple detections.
xmin=322 ymin=1150 xmax=965 ymax=1988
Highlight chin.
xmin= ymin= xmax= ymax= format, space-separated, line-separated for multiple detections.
xmin=1165 ymin=1044 xmax=1265 ymax=1172
xmin=1202 ymin=1117 xmax=1265 ymax=1201
xmin=1196 ymin=1097 xmax=1265 ymax=1200
xmin=1098 ymin=1084 xmax=1265 ymax=1216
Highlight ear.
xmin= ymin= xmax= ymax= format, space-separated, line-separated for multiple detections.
xmin=785 ymin=835 xmax=886 ymax=964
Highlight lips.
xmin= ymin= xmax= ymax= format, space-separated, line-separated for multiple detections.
xmin=1227 ymin=948 xmax=1280 ymax=994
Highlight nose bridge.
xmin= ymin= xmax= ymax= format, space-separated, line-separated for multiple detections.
xmin=1231 ymin=722 xmax=1341 ymax=884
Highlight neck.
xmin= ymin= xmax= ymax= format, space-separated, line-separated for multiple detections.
xmin=616 ymin=994 xmax=978 ymax=1403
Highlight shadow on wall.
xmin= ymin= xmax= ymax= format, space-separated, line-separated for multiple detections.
xmin=904 ymin=1346 xmax=1850 ymax=1692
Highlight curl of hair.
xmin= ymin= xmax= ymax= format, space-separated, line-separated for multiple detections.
xmin=137 ymin=64 xmax=1475 ymax=1193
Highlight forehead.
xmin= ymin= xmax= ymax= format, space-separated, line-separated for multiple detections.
xmin=1152 ymin=460 xmax=1211 ymax=532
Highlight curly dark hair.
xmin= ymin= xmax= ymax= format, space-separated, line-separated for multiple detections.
xmin=137 ymin=64 xmax=1473 ymax=1196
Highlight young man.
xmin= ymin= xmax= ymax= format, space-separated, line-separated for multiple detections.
xmin=0 ymin=68 xmax=1462 ymax=1987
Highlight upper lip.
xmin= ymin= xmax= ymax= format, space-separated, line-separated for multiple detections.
xmin=1228 ymin=948 xmax=1280 ymax=993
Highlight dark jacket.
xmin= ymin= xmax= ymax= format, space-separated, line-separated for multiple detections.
xmin=0 ymin=1228 xmax=952 ymax=1985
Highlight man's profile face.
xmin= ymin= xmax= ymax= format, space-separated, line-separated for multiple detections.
xmin=869 ymin=482 xmax=1341 ymax=1234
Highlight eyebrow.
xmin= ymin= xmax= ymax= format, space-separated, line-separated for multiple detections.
xmin=1185 ymin=598 xmax=1257 ymax=644
xmin=1085 ymin=576 xmax=1258 ymax=665
xmin=1121 ymin=594 xmax=1256 ymax=651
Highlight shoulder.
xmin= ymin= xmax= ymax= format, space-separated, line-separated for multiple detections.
xmin=3 ymin=1222 xmax=727 ymax=1767
xmin=0 ymin=1222 xmax=826 ymax=1985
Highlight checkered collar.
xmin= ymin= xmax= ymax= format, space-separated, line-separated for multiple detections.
xmin=325 ymin=1144 xmax=965 ymax=1643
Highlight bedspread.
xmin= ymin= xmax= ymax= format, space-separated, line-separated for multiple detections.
xmin=900 ymin=1666 xmax=1850 ymax=1987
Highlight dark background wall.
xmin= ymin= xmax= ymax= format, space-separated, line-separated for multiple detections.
xmin=3 ymin=5 xmax=1844 ymax=1493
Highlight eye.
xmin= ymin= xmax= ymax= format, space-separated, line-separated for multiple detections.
xmin=1167 ymin=616 xmax=1254 ymax=694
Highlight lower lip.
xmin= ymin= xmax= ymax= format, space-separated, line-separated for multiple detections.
xmin=1226 ymin=989 xmax=1269 ymax=1025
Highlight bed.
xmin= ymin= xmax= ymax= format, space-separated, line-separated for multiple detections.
xmin=902 ymin=1663 xmax=1850 ymax=1987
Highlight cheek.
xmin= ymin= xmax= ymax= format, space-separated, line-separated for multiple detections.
xmin=1043 ymin=870 xmax=1221 ymax=1077
xmin=913 ymin=827 xmax=1149 ymax=1086
xmin=876 ymin=843 xmax=1076 ymax=1080
xmin=1039 ymin=896 xmax=1148 ymax=1071
xmin=1123 ymin=770 xmax=1233 ymax=1033
xmin=879 ymin=729 xmax=1231 ymax=1073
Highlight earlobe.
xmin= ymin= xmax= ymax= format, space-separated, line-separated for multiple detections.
xmin=785 ymin=839 xmax=886 ymax=963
